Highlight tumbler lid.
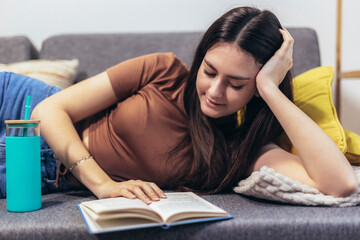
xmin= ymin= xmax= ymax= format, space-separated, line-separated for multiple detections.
xmin=5 ymin=120 xmax=40 ymax=124
xmin=5 ymin=120 xmax=40 ymax=128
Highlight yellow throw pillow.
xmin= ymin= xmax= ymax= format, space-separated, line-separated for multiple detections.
xmin=277 ymin=66 xmax=347 ymax=155
xmin=344 ymin=129 xmax=360 ymax=165
xmin=0 ymin=59 xmax=79 ymax=89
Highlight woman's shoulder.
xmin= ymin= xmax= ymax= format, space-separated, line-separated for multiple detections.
xmin=107 ymin=52 xmax=189 ymax=86
xmin=106 ymin=52 xmax=189 ymax=101
xmin=142 ymin=52 xmax=189 ymax=93
xmin=143 ymin=52 xmax=189 ymax=75
xmin=114 ymin=52 xmax=188 ymax=71
xmin=143 ymin=52 xmax=184 ymax=63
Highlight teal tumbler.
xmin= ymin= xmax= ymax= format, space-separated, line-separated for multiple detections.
xmin=5 ymin=120 xmax=41 ymax=212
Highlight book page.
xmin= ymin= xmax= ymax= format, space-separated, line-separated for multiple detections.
xmin=149 ymin=192 xmax=228 ymax=223
xmin=78 ymin=204 xmax=161 ymax=234
xmin=82 ymin=205 xmax=162 ymax=222
xmin=82 ymin=197 xmax=152 ymax=214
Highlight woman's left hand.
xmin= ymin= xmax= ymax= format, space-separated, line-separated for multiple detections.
xmin=256 ymin=27 xmax=294 ymax=95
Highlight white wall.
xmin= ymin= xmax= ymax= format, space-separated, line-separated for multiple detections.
xmin=1 ymin=0 xmax=359 ymax=133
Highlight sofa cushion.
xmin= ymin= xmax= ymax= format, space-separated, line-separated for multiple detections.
xmin=0 ymin=36 xmax=38 ymax=63
xmin=344 ymin=129 xmax=360 ymax=164
xmin=0 ymin=59 xmax=79 ymax=89
xmin=1 ymin=190 xmax=360 ymax=240
xmin=291 ymin=66 xmax=346 ymax=154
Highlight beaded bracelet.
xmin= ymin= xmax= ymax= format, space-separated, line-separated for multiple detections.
xmin=68 ymin=155 xmax=93 ymax=172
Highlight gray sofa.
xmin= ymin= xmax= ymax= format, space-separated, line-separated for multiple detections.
xmin=1 ymin=29 xmax=360 ymax=240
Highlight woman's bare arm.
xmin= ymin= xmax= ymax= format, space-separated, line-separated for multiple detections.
xmin=31 ymin=72 xmax=165 ymax=203
xmin=253 ymin=29 xmax=358 ymax=197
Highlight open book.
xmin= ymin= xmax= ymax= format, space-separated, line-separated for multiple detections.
xmin=78 ymin=192 xmax=233 ymax=234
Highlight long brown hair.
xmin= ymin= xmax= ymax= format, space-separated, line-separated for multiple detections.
xmin=169 ymin=7 xmax=293 ymax=193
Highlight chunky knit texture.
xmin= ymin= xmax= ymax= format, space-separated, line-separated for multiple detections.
xmin=234 ymin=166 xmax=360 ymax=207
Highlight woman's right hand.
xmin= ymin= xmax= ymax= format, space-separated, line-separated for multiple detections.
xmin=97 ymin=179 xmax=167 ymax=204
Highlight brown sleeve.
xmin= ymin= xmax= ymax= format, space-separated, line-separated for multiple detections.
xmin=106 ymin=52 xmax=187 ymax=101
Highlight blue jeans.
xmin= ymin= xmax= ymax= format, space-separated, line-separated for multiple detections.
xmin=0 ymin=72 xmax=70 ymax=198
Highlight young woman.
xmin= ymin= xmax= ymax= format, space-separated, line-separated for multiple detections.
xmin=0 ymin=7 xmax=357 ymax=203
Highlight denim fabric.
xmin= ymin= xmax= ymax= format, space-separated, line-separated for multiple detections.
xmin=0 ymin=72 xmax=69 ymax=198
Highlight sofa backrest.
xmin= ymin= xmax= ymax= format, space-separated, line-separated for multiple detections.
xmin=1 ymin=28 xmax=320 ymax=82
xmin=288 ymin=28 xmax=321 ymax=77
xmin=0 ymin=36 xmax=38 ymax=63
xmin=40 ymin=32 xmax=203 ymax=83
xmin=39 ymin=28 xmax=320 ymax=82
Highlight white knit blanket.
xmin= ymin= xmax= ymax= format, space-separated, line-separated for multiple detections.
xmin=233 ymin=166 xmax=360 ymax=207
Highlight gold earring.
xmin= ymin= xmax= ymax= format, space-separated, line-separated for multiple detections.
xmin=236 ymin=106 xmax=246 ymax=127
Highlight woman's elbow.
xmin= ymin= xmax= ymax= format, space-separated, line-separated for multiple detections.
xmin=332 ymin=177 xmax=359 ymax=198
xmin=30 ymin=100 xmax=49 ymax=120
xmin=30 ymin=100 xmax=53 ymax=121
xmin=342 ymin=178 xmax=359 ymax=197
xmin=30 ymin=103 xmax=41 ymax=120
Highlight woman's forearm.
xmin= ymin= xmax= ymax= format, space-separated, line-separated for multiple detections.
xmin=31 ymin=102 xmax=112 ymax=198
xmin=259 ymin=84 xmax=358 ymax=196
xmin=27 ymin=72 xmax=165 ymax=203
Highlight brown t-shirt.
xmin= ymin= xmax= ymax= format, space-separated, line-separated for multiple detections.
xmin=87 ymin=52 xmax=190 ymax=187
